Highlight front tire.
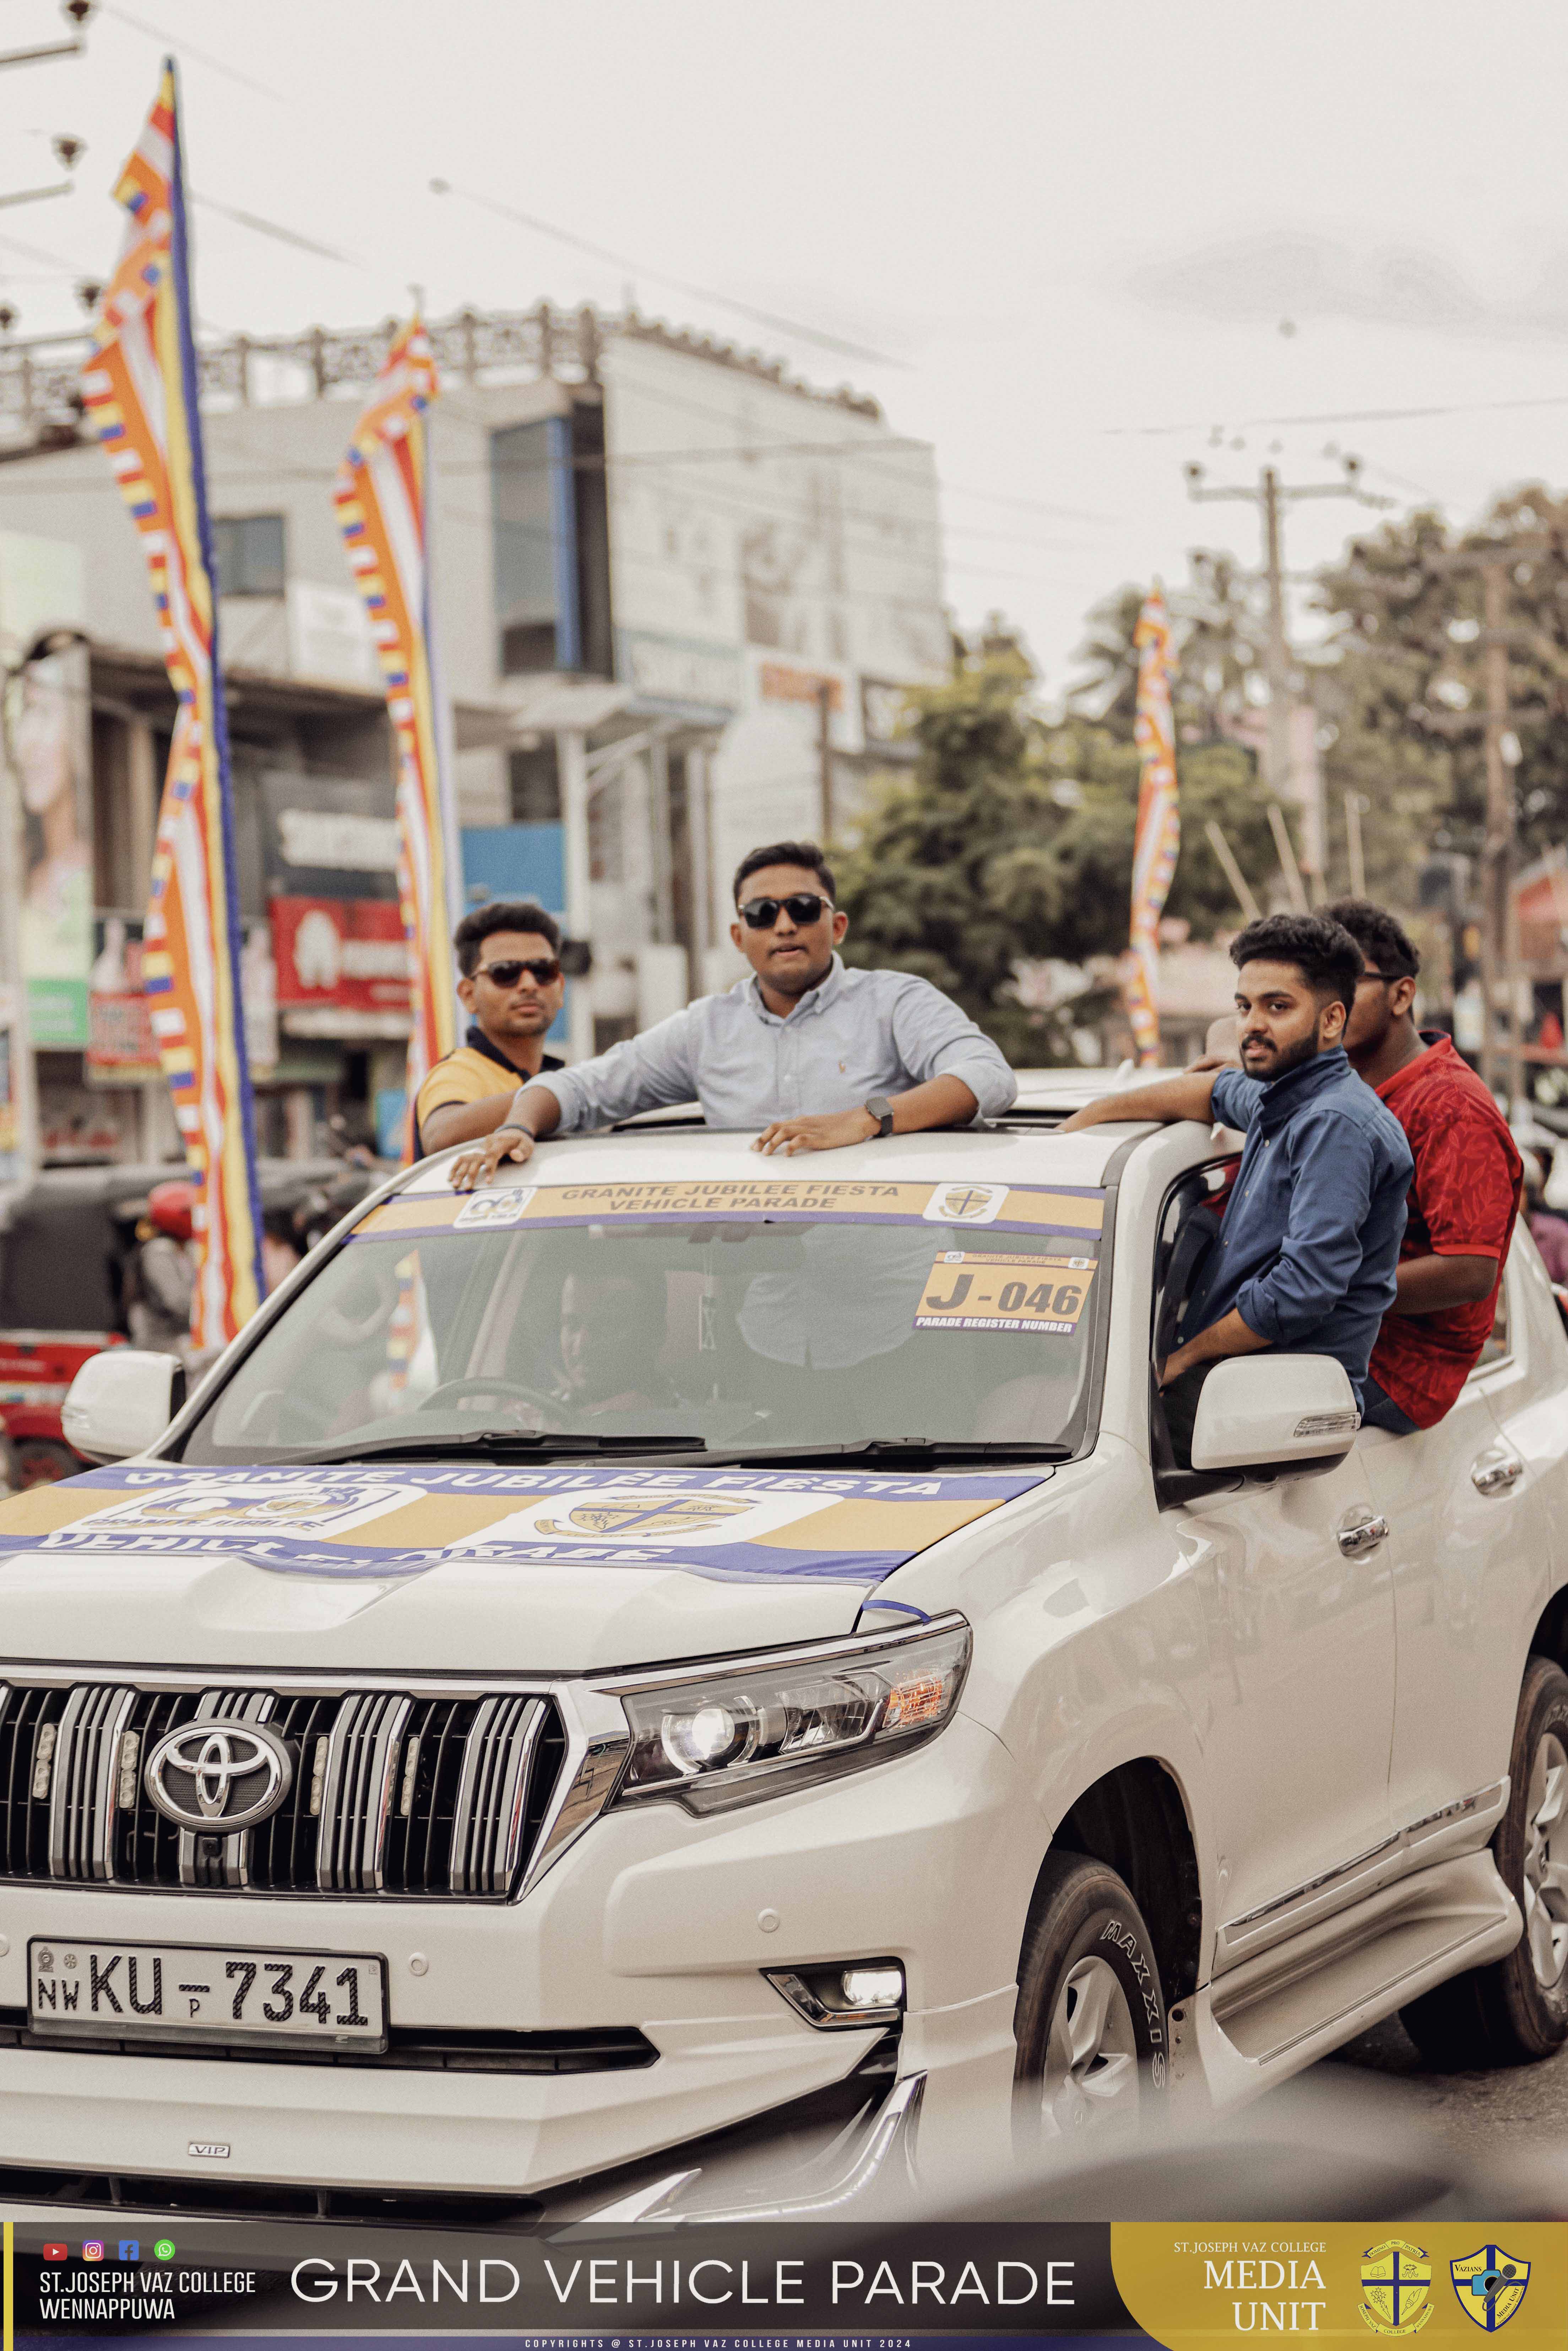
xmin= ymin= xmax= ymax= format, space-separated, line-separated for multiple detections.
xmin=1013 ymin=1850 xmax=1168 ymax=2144
xmin=1401 ymin=1654 xmax=1568 ymax=2068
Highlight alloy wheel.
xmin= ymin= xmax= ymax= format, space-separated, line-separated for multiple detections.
xmin=1524 ymin=1729 xmax=1568 ymax=1989
xmin=1041 ymin=1954 xmax=1138 ymax=2132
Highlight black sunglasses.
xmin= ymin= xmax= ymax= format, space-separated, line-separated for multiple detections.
xmin=737 ymin=892 xmax=835 ymax=930
xmin=476 ymin=956 xmax=561 ymax=987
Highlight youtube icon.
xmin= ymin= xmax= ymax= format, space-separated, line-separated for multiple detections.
xmin=41 ymin=2244 xmax=67 ymax=2262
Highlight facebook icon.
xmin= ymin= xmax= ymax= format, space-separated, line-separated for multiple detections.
xmin=118 ymin=2240 xmax=139 ymax=2261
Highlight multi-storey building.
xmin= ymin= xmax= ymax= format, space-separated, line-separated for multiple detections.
xmin=0 ymin=302 xmax=947 ymax=1161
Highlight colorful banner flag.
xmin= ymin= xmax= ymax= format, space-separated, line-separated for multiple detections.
xmin=1124 ymin=585 xmax=1181 ymax=1067
xmin=80 ymin=61 xmax=263 ymax=1343
xmin=333 ymin=320 xmax=458 ymax=1157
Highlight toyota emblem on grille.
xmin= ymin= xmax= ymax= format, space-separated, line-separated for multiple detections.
xmin=144 ymin=1723 xmax=292 ymax=1833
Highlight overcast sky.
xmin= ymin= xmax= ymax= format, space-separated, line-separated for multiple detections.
xmin=7 ymin=0 xmax=1568 ymax=694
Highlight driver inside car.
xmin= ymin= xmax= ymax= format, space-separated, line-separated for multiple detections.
xmin=555 ymin=1271 xmax=678 ymax=1419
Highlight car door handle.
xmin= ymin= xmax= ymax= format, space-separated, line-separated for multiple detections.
xmin=1472 ymin=1450 xmax=1524 ymax=1496
xmin=1337 ymin=1513 xmax=1390 ymax=1558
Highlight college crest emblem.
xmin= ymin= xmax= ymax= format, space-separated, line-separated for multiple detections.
xmin=922 ymin=1181 xmax=1007 ymax=1226
xmin=532 ymin=1495 xmax=754 ymax=1541
xmin=1450 ymin=2247 xmax=1530 ymax=2331
xmin=1360 ymin=2241 xmax=1432 ymax=2335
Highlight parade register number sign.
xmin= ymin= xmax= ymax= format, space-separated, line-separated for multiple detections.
xmin=915 ymin=1251 xmax=1097 ymax=1334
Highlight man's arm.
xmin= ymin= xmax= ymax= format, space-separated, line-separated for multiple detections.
xmin=754 ymin=1074 xmax=977 ymax=1157
xmin=1159 ymin=1305 xmax=1270 ymax=1387
xmin=1058 ymin=1071 xmax=1220 ymax=1133
xmin=752 ymin=973 xmax=1013 ymax=1155
xmin=1386 ymin=1103 xmax=1517 ymax=1318
xmin=422 ymin=1092 xmax=529 ymax=1153
xmin=447 ymin=1013 xmax=698 ymax=1190
xmin=1389 ymin=1253 xmax=1499 ymax=1315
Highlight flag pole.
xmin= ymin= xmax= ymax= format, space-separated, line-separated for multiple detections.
xmin=163 ymin=55 xmax=263 ymax=1303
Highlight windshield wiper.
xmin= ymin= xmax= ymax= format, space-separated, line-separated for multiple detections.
xmin=641 ymin=1438 xmax=1075 ymax=1469
xmin=260 ymin=1431 xmax=708 ymax=1467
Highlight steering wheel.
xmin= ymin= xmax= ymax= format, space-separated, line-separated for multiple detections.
xmin=416 ymin=1375 xmax=563 ymax=1424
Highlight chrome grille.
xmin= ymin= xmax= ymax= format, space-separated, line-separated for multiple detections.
xmin=0 ymin=1678 xmax=578 ymax=1901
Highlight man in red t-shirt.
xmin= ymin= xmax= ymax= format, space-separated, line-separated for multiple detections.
xmin=1326 ymin=899 xmax=1522 ymax=1433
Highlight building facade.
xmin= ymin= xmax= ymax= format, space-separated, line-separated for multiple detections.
xmin=0 ymin=303 xmax=948 ymax=1160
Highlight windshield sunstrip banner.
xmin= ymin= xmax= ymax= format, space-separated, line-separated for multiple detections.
xmin=355 ymin=1178 xmax=1106 ymax=1244
xmin=0 ymin=1463 xmax=1053 ymax=1584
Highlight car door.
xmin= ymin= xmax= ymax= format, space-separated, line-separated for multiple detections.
xmin=1154 ymin=1177 xmax=1398 ymax=1944
xmin=1369 ymin=1243 xmax=1559 ymax=1838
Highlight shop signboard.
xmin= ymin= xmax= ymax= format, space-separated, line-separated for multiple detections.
xmin=270 ymin=896 xmax=411 ymax=1014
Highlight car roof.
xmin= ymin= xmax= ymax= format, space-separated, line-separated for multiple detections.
xmin=393 ymin=1074 xmax=1197 ymax=1200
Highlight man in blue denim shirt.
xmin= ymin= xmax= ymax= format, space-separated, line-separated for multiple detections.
xmin=1061 ymin=913 xmax=1413 ymax=1457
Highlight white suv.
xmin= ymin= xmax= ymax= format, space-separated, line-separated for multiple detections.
xmin=1 ymin=1077 xmax=1564 ymax=2223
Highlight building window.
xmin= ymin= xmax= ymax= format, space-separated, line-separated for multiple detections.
xmin=214 ymin=513 xmax=286 ymax=597
xmin=508 ymin=741 xmax=561 ymax=823
xmin=491 ymin=404 xmax=612 ymax=681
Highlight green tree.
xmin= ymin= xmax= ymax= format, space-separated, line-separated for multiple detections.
xmin=836 ymin=632 xmax=1276 ymax=1061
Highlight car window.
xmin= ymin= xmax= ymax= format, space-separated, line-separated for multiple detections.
xmin=178 ymin=1177 xmax=1111 ymax=1463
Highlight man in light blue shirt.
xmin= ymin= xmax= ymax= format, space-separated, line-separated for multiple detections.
xmin=447 ymin=840 xmax=1016 ymax=1187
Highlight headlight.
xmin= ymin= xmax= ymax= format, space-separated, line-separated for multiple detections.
xmin=610 ymin=1618 xmax=971 ymax=1814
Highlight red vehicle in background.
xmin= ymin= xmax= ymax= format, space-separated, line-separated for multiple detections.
xmin=0 ymin=1159 xmax=376 ymax=1486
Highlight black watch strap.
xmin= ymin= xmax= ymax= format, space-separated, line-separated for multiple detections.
xmin=865 ymin=1096 xmax=895 ymax=1139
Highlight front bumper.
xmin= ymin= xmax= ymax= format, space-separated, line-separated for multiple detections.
xmin=0 ymin=1715 xmax=1031 ymax=2204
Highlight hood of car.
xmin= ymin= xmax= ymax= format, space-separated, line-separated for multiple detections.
xmin=0 ymin=1460 xmax=1052 ymax=1674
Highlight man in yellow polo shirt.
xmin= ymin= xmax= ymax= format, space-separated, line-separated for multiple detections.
xmin=413 ymin=899 xmax=567 ymax=1158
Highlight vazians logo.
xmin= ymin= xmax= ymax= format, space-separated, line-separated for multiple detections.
xmin=1451 ymin=2247 xmax=1530 ymax=2332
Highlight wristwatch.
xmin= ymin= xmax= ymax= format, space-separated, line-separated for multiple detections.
xmin=864 ymin=1096 xmax=895 ymax=1139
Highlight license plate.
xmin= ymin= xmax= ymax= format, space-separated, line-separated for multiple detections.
xmin=28 ymin=1938 xmax=387 ymax=2052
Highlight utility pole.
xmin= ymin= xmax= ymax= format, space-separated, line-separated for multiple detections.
xmin=1422 ymin=536 xmax=1555 ymax=1105
xmin=1186 ymin=457 xmax=1391 ymax=902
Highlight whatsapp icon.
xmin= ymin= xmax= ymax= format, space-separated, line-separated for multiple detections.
xmin=154 ymin=2240 xmax=175 ymax=2261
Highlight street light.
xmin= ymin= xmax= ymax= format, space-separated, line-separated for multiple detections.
xmin=0 ymin=0 xmax=95 ymax=70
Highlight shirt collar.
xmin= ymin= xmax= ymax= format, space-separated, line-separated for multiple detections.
xmin=465 ymin=1021 xmax=562 ymax=1076
xmin=1374 ymin=1030 xmax=1457 ymax=1103
xmin=1253 ymin=1044 xmax=1350 ymax=1130
xmin=744 ymin=952 xmax=847 ymax=1025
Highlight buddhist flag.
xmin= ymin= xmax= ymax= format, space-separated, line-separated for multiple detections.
xmin=333 ymin=320 xmax=459 ymax=1155
xmin=1124 ymin=586 xmax=1180 ymax=1067
xmin=81 ymin=63 xmax=263 ymax=1343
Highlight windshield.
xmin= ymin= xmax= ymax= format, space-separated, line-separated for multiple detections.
xmin=178 ymin=1176 xmax=1107 ymax=1464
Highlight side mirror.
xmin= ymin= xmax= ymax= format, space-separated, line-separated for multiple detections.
xmin=61 ymin=1349 xmax=185 ymax=1464
xmin=1189 ymin=1354 xmax=1359 ymax=1472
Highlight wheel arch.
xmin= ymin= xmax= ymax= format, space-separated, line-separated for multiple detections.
xmin=1529 ymin=1582 xmax=1568 ymax=1674
xmin=1032 ymin=1754 xmax=1203 ymax=2008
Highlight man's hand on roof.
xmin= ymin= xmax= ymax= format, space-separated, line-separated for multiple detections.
xmin=753 ymin=1107 xmax=877 ymax=1156
xmin=448 ymin=1124 xmax=537 ymax=1191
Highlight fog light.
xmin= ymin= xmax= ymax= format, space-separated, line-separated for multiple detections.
xmin=841 ymin=1964 xmax=904 ymax=2009
xmin=764 ymin=1959 xmax=906 ymax=2028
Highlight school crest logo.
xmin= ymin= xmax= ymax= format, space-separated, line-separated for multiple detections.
xmin=1450 ymin=2247 xmax=1530 ymax=2331
xmin=1360 ymin=2242 xmax=1432 ymax=2335
xmin=923 ymin=1181 xmax=1007 ymax=1226
xmin=532 ymin=1495 xmax=753 ymax=1541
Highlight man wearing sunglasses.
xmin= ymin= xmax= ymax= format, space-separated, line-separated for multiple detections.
xmin=447 ymin=840 xmax=1015 ymax=1188
xmin=413 ymin=900 xmax=567 ymax=1158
